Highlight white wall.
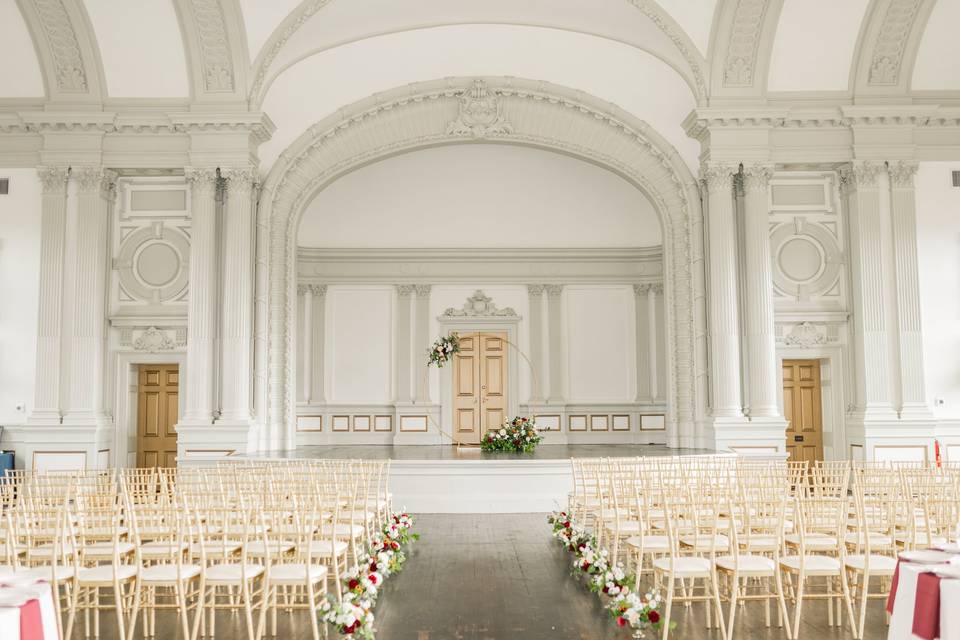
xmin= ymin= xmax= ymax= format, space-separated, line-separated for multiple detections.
xmin=299 ymin=144 xmax=661 ymax=248
xmin=565 ymin=286 xmax=636 ymax=403
xmin=917 ymin=162 xmax=960 ymax=420
xmin=325 ymin=286 xmax=394 ymax=404
xmin=0 ymin=169 xmax=41 ymax=426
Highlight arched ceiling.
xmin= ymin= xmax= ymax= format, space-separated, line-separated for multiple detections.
xmin=2 ymin=0 xmax=958 ymax=170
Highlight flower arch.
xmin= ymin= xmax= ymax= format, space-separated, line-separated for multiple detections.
xmin=255 ymin=76 xmax=706 ymax=451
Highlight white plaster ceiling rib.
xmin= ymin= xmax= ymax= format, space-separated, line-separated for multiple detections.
xmin=246 ymin=0 xmax=710 ymax=105
xmin=172 ymin=0 xmax=249 ymax=102
xmin=707 ymin=0 xmax=785 ymax=99
xmin=15 ymin=0 xmax=106 ymax=102
xmin=849 ymin=0 xmax=937 ymax=98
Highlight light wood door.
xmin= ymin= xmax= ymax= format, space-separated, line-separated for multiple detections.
xmin=451 ymin=332 xmax=508 ymax=444
xmin=782 ymin=359 xmax=824 ymax=463
xmin=137 ymin=364 xmax=180 ymax=468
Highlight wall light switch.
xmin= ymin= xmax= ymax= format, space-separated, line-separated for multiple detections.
xmin=14 ymin=402 xmax=25 ymax=412
xmin=935 ymin=397 xmax=945 ymax=407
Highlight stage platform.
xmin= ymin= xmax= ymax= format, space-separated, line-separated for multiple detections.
xmin=237 ymin=444 xmax=719 ymax=514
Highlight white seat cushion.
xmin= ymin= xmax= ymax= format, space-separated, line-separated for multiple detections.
xmin=311 ymin=540 xmax=349 ymax=557
xmin=245 ymin=541 xmax=296 ymax=557
xmin=843 ymin=532 xmax=894 ymax=548
xmin=606 ymin=520 xmax=643 ymax=534
xmin=844 ymin=554 xmax=896 ymax=574
xmin=715 ymin=555 xmax=776 ymax=576
xmin=780 ymin=555 xmax=842 ymax=575
xmin=626 ymin=535 xmax=670 ymax=551
xmin=140 ymin=541 xmax=190 ymax=558
xmin=16 ymin=565 xmax=76 ymax=581
xmin=784 ymin=534 xmax=837 ymax=550
xmin=139 ymin=564 xmax=203 ymax=584
xmin=191 ymin=541 xmax=242 ymax=557
xmin=268 ymin=563 xmax=328 ymax=586
xmin=680 ymin=534 xmax=730 ymax=551
xmin=739 ymin=536 xmax=780 ymax=552
xmin=77 ymin=564 xmax=137 ymax=584
xmin=333 ymin=524 xmax=364 ymax=539
xmin=204 ymin=563 xmax=264 ymax=584
xmin=82 ymin=542 xmax=136 ymax=557
xmin=652 ymin=556 xmax=713 ymax=578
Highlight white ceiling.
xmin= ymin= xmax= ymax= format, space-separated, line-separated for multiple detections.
xmin=0 ymin=0 xmax=44 ymax=97
xmin=912 ymin=0 xmax=960 ymax=90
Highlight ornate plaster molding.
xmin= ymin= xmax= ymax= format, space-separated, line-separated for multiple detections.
xmin=847 ymin=161 xmax=883 ymax=189
xmin=297 ymin=283 xmax=325 ymax=297
xmin=442 ymin=290 xmax=518 ymax=318
xmin=414 ymin=284 xmax=432 ymax=297
xmin=123 ymin=326 xmax=186 ymax=352
xmin=722 ymin=0 xmax=769 ymax=87
xmin=188 ymin=0 xmax=235 ymax=92
xmin=527 ymin=284 xmax=546 ymax=296
xmin=741 ymin=164 xmax=774 ymax=192
xmin=626 ymin=0 xmax=707 ymax=99
xmin=222 ymin=167 xmax=258 ymax=191
xmin=185 ymin=167 xmax=219 ymax=194
xmin=396 ymin=284 xmax=416 ymax=298
xmin=72 ymin=166 xmax=117 ymax=194
xmin=37 ymin=165 xmax=69 ymax=193
xmin=781 ymin=321 xmax=827 ymax=348
xmin=867 ymin=0 xmax=924 ymax=86
xmin=544 ymin=284 xmax=564 ymax=298
xmin=446 ymin=80 xmax=513 ymax=139
xmin=0 ymin=111 xmax=276 ymax=140
xmin=30 ymin=0 xmax=88 ymax=92
xmin=701 ymin=163 xmax=737 ymax=194
xmin=887 ymin=160 xmax=918 ymax=188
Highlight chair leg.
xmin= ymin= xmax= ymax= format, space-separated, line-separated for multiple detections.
xmin=661 ymin=573 xmax=675 ymax=640
xmin=113 ymin=581 xmax=127 ymax=640
xmin=177 ymin=582 xmax=191 ymax=640
xmin=725 ymin=573 xmax=738 ymax=640
xmin=774 ymin=568 xmax=793 ymax=640
xmin=857 ymin=571 xmax=869 ymax=640
xmin=792 ymin=573 xmax=805 ymax=640
xmin=710 ymin=571 xmax=726 ymax=638
xmin=839 ymin=568 xmax=858 ymax=639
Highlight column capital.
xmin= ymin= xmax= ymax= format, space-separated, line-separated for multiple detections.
xmin=396 ymin=284 xmax=416 ymax=298
xmin=649 ymin=283 xmax=664 ymax=295
xmin=298 ymin=283 xmax=325 ymax=297
xmin=185 ymin=167 xmax=219 ymax=194
xmin=633 ymin=284 xmax=649 ymax=296
xmin=888 ymin=161 xmax=919 ymax=189
xmin=37 ymin=166 xmax=69 ymax=194
xmin=527 ymin=284 xmax=546 ymax=296
xmin=841 ymin=161 xmax=882 ymax=192
xmin=741 ymin=164 xmax=774 ymax=193
xmin=222 ymin=167 xmax=258 ymax=192
xmin=414 ymin=284 xmax=432 ymax=297
xmin=545 ymin=284 xmax=564 ymax=297
xmin=700 ymin=162 xmax=736 ymax=194
xmin=72 ymin=166 xmax=117 ymax=195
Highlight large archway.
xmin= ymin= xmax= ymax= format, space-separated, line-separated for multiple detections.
xmin=255 ymin=76 xmax=706 ymax=451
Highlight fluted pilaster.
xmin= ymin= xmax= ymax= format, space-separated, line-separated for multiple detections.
xmin=395 ymin=285 xmax=415 ymax=403
xmin=28 ymin=166 xmax=70 ymax=423
xmin=545 ymin=284 xmax=565 ymax=404
xmin=741 ymin=164 xmax=781 ymax=418
xmin=181 ymin=167 xmax=219 ymax=424
xmin=527 ymin=285 xmax=546 ymax=403
xmin=414 ymin=285 xmax=432 ymax=403
xmin=702 ymin=163 xmax=743 ymax=418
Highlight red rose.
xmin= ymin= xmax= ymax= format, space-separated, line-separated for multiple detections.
xmin=602 ymin=585 xmax=609 ymax=594
xmin=348 ymin=579 xmax=360 ymax=591
xmin=369 ymin=574 xmax=378 ymax=585
xmin=617 ymin=617 xmax=627 ymax=628
xmin=345 ymin=621 xmax=358 ymax=634
xmin=369 ymin=562 xmax=378 ymax=572
xmin=563 ymin=521 xmax=571 ymax=528
xmin=582 ymin=562 xmax=590 ymax=571
xmin=648 ymin=611 xmax=660 ymax=624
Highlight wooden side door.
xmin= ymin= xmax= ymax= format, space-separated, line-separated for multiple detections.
xmin=479 ymin=332 xmax=507 ymax=433
xmin=452 ymin=333 xmax=481 ymax=444
xmin=782 ymin=359 xmax=824 ymax=463
xmin=137 ymin=364 xmax=180 ymax=467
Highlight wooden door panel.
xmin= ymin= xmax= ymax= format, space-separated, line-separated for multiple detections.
xmin=137 ymin=364 xmax=179 ymax=468
xmin=479 ymin=333 xmax=508 ymax=433
xmin=455 ymin=357 xmax=476 ymax=396
xmin=450 ymin=332 xmax=509 ymax=443
xmin=783 ymin=359 xmax=823 ymax=462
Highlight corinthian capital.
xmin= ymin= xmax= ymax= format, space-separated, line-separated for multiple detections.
xmin=842 ymin=161 xmax=882 ymax=191
xmin=887 ymin=161 xmax=918 ymax=189
xmin=72 ymin=166 xmax=116 ymax=195
xmin=37 ymin=166 xmax=69 ymax=194
xmin=222 ymin=167 xmax=258 ymax=193
xmin=185 ymin=167 xmax=218 ymax=194
xmin=700 ymin=163 xmax=736 ymax=195
xmin=741 ymin=164 xmax=774 ymax=193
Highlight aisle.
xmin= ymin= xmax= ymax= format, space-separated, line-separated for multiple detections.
xmin=374 ymin=514 xmax=892 ymax=640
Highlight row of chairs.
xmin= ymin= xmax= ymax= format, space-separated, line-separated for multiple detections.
xmin=569 ymin=457 xmax=960 ymax=640
xmin=0 ymin=460 xmax=393 ymax=640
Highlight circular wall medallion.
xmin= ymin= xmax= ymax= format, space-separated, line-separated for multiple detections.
xmin=769 ymin=220 xmax=842 ymax=299
xmin=136 ymin=242 xmax=180 ymax=287
xmin=777 ymin=237 xmax=823 ymax=283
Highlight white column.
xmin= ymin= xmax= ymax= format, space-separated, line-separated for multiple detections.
xmin=311 ymin=286 xmax=327 ymax=404
xmin=702 ymin=163 xmax=744 ymax=418
xmin=28 ymin=166 xmax=69 ymax=424
xmin=647 ymin=284 xmax=661 ymax=403
xmin=414 ymin=285 xmax=432 ymax=403
xmin=395 ymin=285 xmax=414 ymax=403
xmin=63 ymin=167 xmax=116 ymax=424
xmin=181 ymin=168 xmax=219 ymax=424
xmin=219 ymin=168 xmax=255 ymax=423
xmin=843 ymin=161 xmax=895 ymax=418
xmin=299 ymin=284 xmax=314 ymax=404
xmin=527 ymin=285 xmax=546 ymax=404
xmin=888 ymin=161 xmax=932 ymax=418
xmin=741 ymin=165 xmax=781 ymax=418
xmin=546 ymin=284 xmax=565 ymax=404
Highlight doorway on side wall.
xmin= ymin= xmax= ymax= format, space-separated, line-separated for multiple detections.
xmin=136 ymin=364 xmax=180 ymax=467
xmin=782 ymin=359 xmax=824 ymax=463
xmin=451 ymin=332 xmax=508 ymax=445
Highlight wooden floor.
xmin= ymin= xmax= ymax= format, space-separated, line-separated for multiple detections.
xmin=96 ymin=514 xmax=890 ymax=640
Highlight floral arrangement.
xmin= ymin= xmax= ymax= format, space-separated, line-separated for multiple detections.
xmin=481 ymin=416 xmax=542 ymax=453
xmin=321 ymin=511 xmax=419 ymax=638
xmin=427 ymin=332 xmax=460 ymax=368
xmin=547 ymin=511 xmax=668 ymax=636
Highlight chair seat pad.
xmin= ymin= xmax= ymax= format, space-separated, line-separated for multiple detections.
xmin=140 ymin=564 xmax=203 ymax=584
xmin=844 ymin=554 xmax=897 ymax=574
xmin=844 ymin=532 xmax=894 ymax=548
xmin=245 ymin=541 xmax=297 ymax=557
xmin=191 ymin=541 xmax=242 ymax=557
xmin=17 ymin=565 xmax=76 ymax=581
xmin=77 ymin=564 xmax=137 ymax=584
xmin=784 ymin=534 xmax=837 ymax=550
xmin=652 ymin=556 xmax=713 ymax=578
xmin=311 ymin=540 xmax=349 ymax=557
xmin=339 ymin=511 xmax=375 ymax=522
xmin=626 ymin=535 xmax=670 ymax=551
xmin=268 ymin=563 xmax=328 ymax=585
xmin=82 ymin=542 xmax=136 ymax=557
xmin=896 ymin=533 xmax=948 ymax=546
xmin=333 ymin=524 xmax=364 ymax=539
xmin=606 ymin=520 xmax=643 ymax=534
xmin=715 ymin=555 xmax=776 ymax=575
xmin=780 ymin=555 xmax=841 ymax=574
xmin=739 ymin=536 xmax=780 ymax=552
xmin=204 ymin=564 xmax=264 ymax=584
xmin=680 ymin=534 xmax=730 ymax=550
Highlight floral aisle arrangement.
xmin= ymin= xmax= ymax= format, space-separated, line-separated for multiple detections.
xmin=321 ymin=512 xmax=419 ymax=638
xmin=547 ymin=511 xmax=668 ymax=637
xmin=481 ymin=416 xmax=543 ymax=453
xmin=427 ymin=332 xmax=460 ymax=367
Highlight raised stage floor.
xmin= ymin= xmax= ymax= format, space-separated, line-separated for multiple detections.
xmin=239 ymin=444 xmax=717 ymax=514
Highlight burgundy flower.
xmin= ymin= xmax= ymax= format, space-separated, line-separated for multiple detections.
xmin=345 ymin=621 xmax=358 ymax=634
xmin=369 ymin=574 xmax=378 ymax=585
xmin=348 ymin=579 xmax=360 ymax=591
xmin=563 ymin=521 xmax=571 ymax=529
xmin=369 ymin=561 xmax=378 ymax=572
xmin=617 ymin=617 xmax=627 ymax=628
xmin=648 ymin=611 xmax=660 ymax=624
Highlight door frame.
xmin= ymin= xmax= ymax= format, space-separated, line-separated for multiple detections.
xmin=437 ymin=318 xmax=520 ymax=442
xmin=777 ymin=345 xmax=847 ymax=461
xmin=113 ymin=352 xmax=185 ymax=468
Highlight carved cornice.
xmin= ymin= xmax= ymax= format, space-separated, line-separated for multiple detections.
xmin=0 ymin=111 xmax=275 ymax=140
xmin=867 ymin=0 xmax=924 ymax=86
xmin=442 ymin=290 xmax=518 ymax=318
xmin=741 ymin=164 xmax=774 ymax=192
xmin=723 ymin=0 xmax=769 ymax=87
xmin=887 ymin=160 xmax=918 ymax=188
xmin=31 ymin=0 xmax=88 ymax=93
xmin=37 ymin=165 xmax=69 ymax=193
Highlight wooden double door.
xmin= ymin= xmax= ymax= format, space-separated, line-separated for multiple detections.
xmin=136 ymin=364 xmax=180 ymax=468
xmin=782 ymin=359 xmax=824 ymax=463
xmin=451 ymin=332 xmax=508 ymax=444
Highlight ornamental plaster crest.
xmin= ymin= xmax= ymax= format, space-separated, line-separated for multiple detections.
xmin=442 ymin=290 xmax=517 ymax=318
xmin=132 ymin=327 xmax=178 ymax=352
xmin=445 ymin=80 xmax=513 ymax=139
xmin=782 ymin=322 xmax=827 ymax=348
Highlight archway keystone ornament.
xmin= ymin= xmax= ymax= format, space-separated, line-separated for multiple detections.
xmin=255 ymin=77 xmax=706 ymax=451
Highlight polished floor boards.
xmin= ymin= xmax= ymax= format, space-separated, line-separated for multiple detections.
xmin=89 ymin=513 xmax=888 ymax=640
